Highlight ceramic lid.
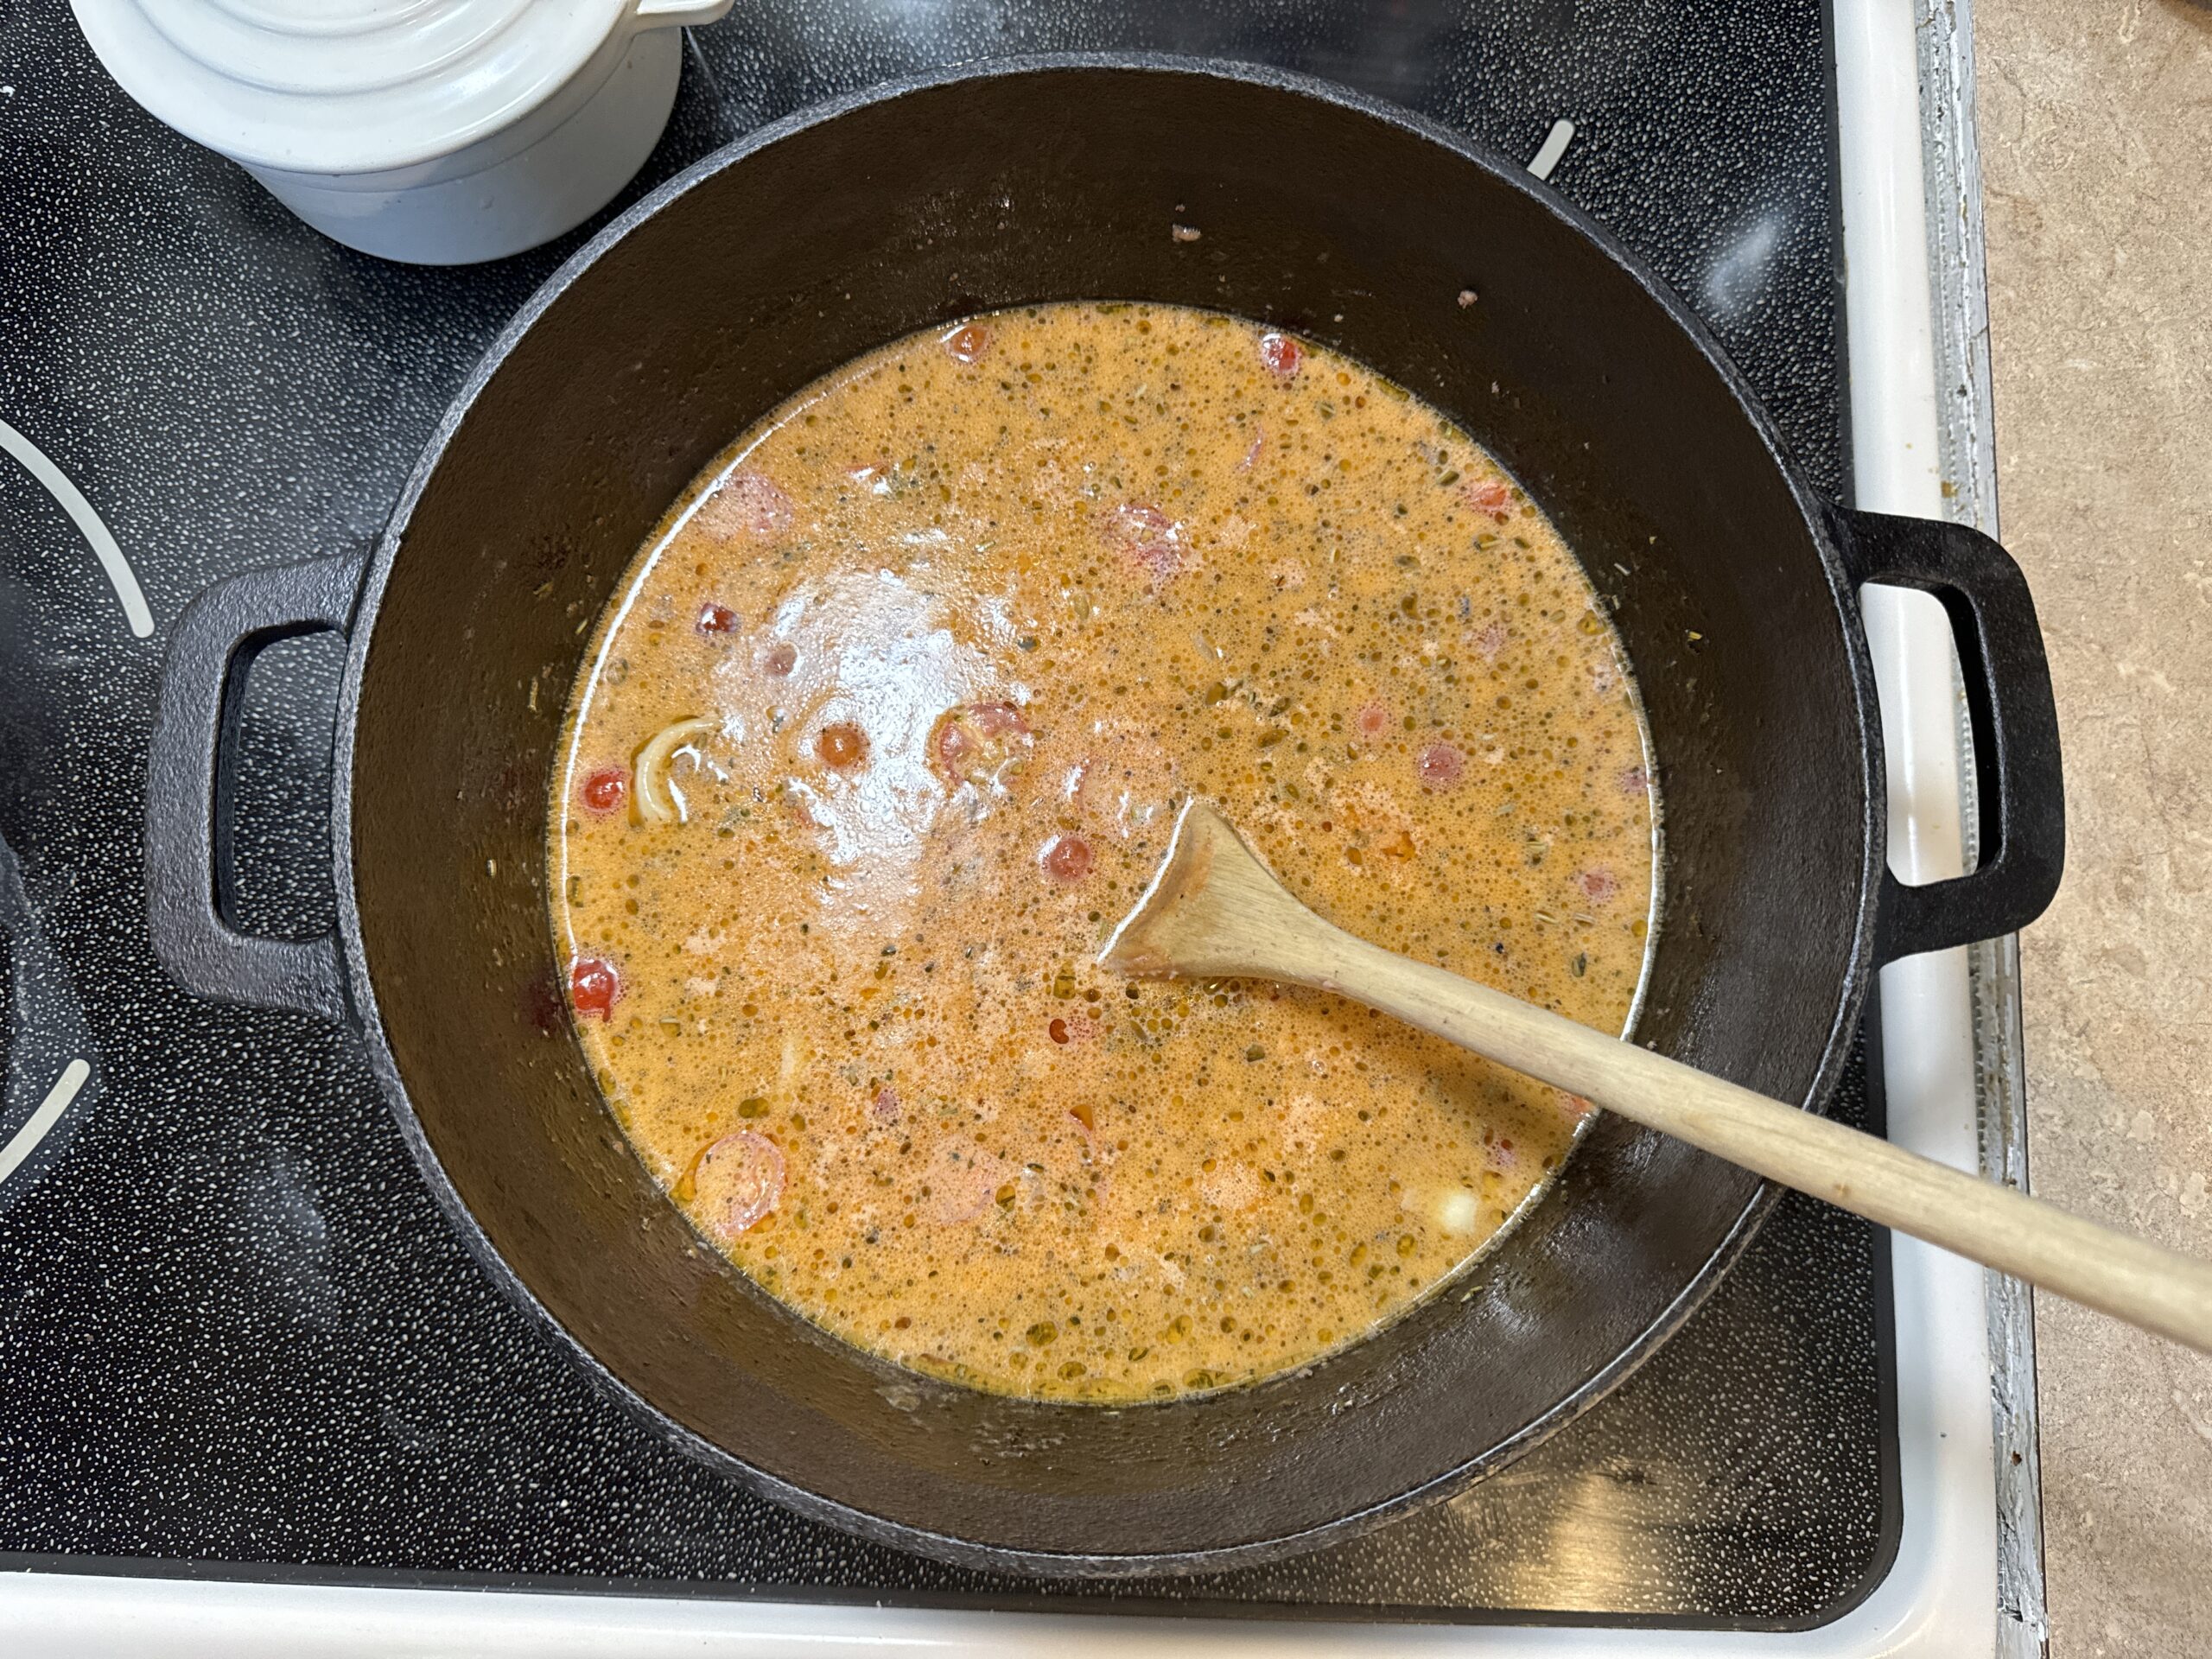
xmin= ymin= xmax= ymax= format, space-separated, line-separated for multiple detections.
xmin=73 ymin=0 xmax=725 ymax=177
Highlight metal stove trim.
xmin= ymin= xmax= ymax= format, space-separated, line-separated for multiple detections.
xmin=1912 ymin=0 xmax=2050 ymax=1651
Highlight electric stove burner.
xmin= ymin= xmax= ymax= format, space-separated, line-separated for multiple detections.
xmin=0 ymin=0 xmax=1897 ymax=1628
xmin=0 ymin=830 xmax=100 ymax=1217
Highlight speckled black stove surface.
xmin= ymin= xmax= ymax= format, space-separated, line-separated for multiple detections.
xmin=0 ymin=0 xmax=1897 ymax=1628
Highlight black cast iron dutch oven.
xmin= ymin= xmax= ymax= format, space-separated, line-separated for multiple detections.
xmin=142 ymin=58 xmax=2063 ymax=1577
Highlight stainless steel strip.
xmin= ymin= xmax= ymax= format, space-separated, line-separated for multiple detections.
xmin=1913 ymin=1 xmax=2050 ymax=1651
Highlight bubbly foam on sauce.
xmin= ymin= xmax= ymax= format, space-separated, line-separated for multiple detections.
xmin=551 ymin=302 xmax=1659 ymax=1403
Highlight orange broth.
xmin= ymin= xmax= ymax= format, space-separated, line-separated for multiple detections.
xmin=550 ymin=302 xmax=1658 ymax=1402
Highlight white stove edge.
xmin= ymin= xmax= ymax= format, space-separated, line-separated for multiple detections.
xmin=1 ymin=0 xmax=2021 ymax=1651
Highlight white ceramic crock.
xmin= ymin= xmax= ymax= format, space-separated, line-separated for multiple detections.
xmin=73 ymin=0 xmax=734 ymax=265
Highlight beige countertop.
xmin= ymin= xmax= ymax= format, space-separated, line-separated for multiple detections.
xmin=1973 ymin=0 xmax=2212 ymax=1649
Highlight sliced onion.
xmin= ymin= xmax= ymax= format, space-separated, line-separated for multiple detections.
xmin=632 ymin=716 xmax=717 ymax=824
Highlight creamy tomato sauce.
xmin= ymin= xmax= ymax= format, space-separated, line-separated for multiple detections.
xmin=551 ymin=303 xmax=1658 ymax=1403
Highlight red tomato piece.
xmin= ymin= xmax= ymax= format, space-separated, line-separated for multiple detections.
xmin=1416 ymin=742 xmax=1466 ymax=789
xmin=693 ymin=1130 xmax=785 ymax=1239
xmin=1256 ymin=331 xmax=1303 ymax=379
xmin=1041 ymin=834 xmax=1094 ymax=884
xmin=760 ymin=639 xmax=798 ymax=677
xmin=1465 ymin=478 xmax=1513 ymax=521
xmin=1618 ymin=764 xmax=1649 ymax=797
xmin=696 ymin=601 xmax=738 ymax=635
xmin=1236 ymin=425 xmax=1265 ymax=471
xmin=1106 ymin=500 xmax=1185 ymax=584
xmin=569 ymin=957 xmax=620 ymax=1020
xmin=1576 ymin=868 xmax=1618 ymax=904
xmin=1355 ymin=701 xmax=1391 ymax=740
xmin=1046 ymin=1014 xmax=1098 ymax=1050
xmin=871 ymin=1085 xmax=900 ymax=1125
xmin=942 ymin=322 xmax=988 ymax=364
xmin=580 ymin=768 xmax=626 ymax=813
xmin=934 ymin=718 xmax=976 ymax=775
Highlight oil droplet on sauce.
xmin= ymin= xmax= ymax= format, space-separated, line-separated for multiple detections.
xmin=816 ymin=722 xmax=868 ymax=770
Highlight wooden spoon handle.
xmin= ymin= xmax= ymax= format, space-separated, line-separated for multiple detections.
xmin=1300 ymin=917 xmax=2212 ymax=1356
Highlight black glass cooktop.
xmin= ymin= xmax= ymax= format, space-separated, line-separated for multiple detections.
xmin=0 ymin=0 xmax=1896 ymax=1627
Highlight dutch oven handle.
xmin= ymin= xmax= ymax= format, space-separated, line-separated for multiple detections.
xmin=144 ymin=550 xmax=368 ymax=1023
xmin=1827 ymin=506 xmax=2066 ymax=963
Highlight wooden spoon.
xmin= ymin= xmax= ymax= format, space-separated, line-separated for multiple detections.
xmin=1101 ymin=800 xmax=2212 ymax=1356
